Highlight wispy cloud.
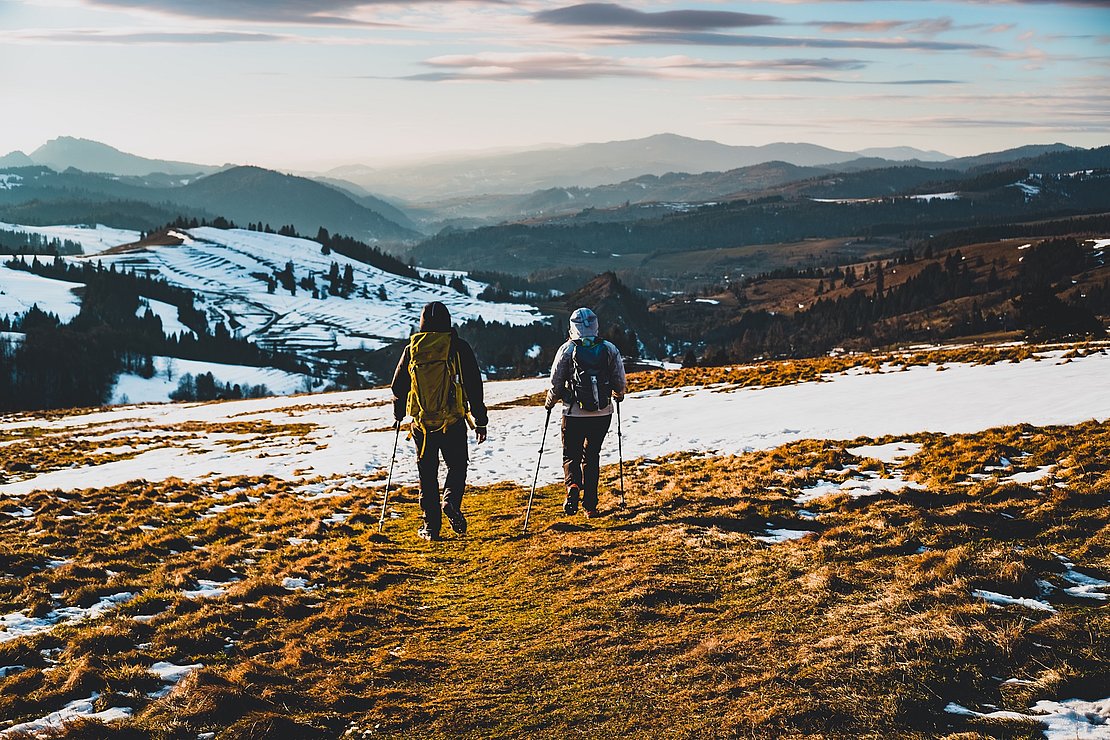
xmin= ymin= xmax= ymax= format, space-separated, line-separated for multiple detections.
xmin=810 ymin=17 xmax=980 ymax=36
xmin=721 ymin=112 xmax=1110 ymax=133
xmin=600 ymin=30 xmax=995 ymax=52
xmin=393 ymin=51 xmax=965 ymax=83
xmin=0 ymin=27 xmax=288 ymax=44
xmin=533 ymin=3 xmax=780 ymax=31
xmin=78 ymin=0 xmax=431 ymax=26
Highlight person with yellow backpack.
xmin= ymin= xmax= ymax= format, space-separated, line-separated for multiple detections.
xmin=391 ymin=301 xmax=488 ymax=541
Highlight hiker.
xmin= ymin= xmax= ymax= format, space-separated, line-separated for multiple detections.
xmin=544 ymin=307 xmax=627 ymax=518
xmin=391 ymin=301 xmax=488 ymax=541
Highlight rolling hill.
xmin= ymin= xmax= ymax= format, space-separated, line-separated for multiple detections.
xmin=0 ymin=165 xmax=421 ymax=244
xmin=169 ymin=167 xmax=420 ymax=242
xmin=68 ymin=226 xmax=540 ymax=358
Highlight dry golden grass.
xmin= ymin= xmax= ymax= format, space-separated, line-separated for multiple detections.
xmin=0 ymin=420 xmax=1106 ymax=738
xmin=502 ymin=342 xmax=1073 ymax=410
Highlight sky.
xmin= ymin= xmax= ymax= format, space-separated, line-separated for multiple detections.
xmin=1 ymin=0 xmax=1108 ymax=170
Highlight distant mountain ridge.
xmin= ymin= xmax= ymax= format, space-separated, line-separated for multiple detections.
xmin=5 ymin=134 xmax=953 ymax=201
xmin=0 ymin=164 xmax=421 ymax=243
xmin=168 ymin=166 xmax=419 ymax=241
xmin=1 ymin=135 xmax=1095 ymax=236
xmin=329 ymin=134 xmax=922 ymax=199
xmin=29 ymin=137 xmax=223 ymax=177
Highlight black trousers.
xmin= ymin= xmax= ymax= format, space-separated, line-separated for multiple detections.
xmin=561 ymin=414 xmax=612 ymax=511
xmin=412 ymin=420 xmax=468 ymax=534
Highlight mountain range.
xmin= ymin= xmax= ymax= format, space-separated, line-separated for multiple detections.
xmin=4 ymin=134 xmax=958 ymax=201
xmin=329 ymin=134 xmax=956 ymax=198
xmin=0 ymin=164 xmax=420 ymax=243
xmin=0 ymin=135 xmax=1099 ymax=244
xmin=0 ymin=137 xmax=223 ymax=177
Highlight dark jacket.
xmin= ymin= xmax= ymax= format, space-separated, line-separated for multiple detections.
xmin=391 ymin=331 xmax=488 ymax=428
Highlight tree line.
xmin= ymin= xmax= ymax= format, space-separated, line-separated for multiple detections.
xmin=411 ymin=172 xmax=1110 ymax=276
xmin=688 ymin=238 xmax=1106 ymax=365
xmin=0 ymin=229 xmax=83 ymax=256
xmin=0 ymin=256 xmax=310 ymax=411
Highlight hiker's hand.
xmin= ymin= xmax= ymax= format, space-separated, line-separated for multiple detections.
xmin=543 ymin=392 xmax=556 ymax=411
xmin=475 ymin=427 xmax=487 ymax=444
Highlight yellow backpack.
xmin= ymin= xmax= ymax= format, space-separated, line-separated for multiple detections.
xmin=406 ymin=332 xmax=472 ymax=438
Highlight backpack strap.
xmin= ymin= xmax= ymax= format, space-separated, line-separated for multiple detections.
xmin=450 ymin=348 xmax=476 ymax=430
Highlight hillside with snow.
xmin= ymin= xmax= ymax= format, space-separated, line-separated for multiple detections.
xmin=0 ymin=223 xmax=547 ymax=404
xmin=73 ymin=227 xmax=542 ymax=357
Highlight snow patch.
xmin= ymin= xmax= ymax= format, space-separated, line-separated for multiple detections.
xmin=945 ymin=696 xmax=1110 ymax=739
xmin=147 ymin=661 xmax=203 ymax=698
xmin=972 ymin=589 xmax=1056 ymax=612
xmin=0 ymin=592 xmax=135 ymax=644
xmin=846 ymin=442 xmax=922 ymax=463
xmin=0 ymin=694 xmax=132 ymax=736
xmin=753 ymin=528 xmax=813 ymax=544
xmin=912 ymin=192 xmax=959 ymax=201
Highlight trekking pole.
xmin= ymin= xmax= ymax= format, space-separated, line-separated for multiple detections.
xmin=378 ymin=421 xmax=401 ymax=533
xmin=522 ymin=408 xmax=552 ymax=535
xmin=617 ymin=399 xmax=625 ymax=508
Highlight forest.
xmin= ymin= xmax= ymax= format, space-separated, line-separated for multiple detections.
xmin=678 ymin=238 xmax=1108 ymax=365
xmin=411 ymin=171 xmax=1110 ymax=277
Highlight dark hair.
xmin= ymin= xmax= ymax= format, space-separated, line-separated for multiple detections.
xmin=419 ymin=301 xmax=451 ymax=332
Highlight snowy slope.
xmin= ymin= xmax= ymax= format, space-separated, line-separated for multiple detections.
xmin=136 ymin=297 xmax=194 ymax=337
xmin=3 ymin=349 xmax=1109 ymax=498
xmin=73 ymin=227 xmax=543 ymax=357
xmin=0 ymin=221 xmax=140 ymax=254
xmin=111 ymin=356 xmax=314 ymax=405
xmin=0 ymin=264 xmax=83 ymax=322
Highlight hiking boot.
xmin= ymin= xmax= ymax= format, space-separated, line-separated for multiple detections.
xmin=563 ymin=485 xmax=580 ymax=516
xmin=417 ymin=524 xmax=441 ymax=541
xmin=442 ymin=502 xmax=467 ymax=536
xmin=583 ymin=508 xmax=597 ymax=519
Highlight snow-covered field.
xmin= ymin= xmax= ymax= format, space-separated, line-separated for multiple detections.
xmin=0 ymin=264 xmax=83 ymax=322
xmin=0 ymin=222 xmax=140 ymax=254
xmin=4 ymin=348 xmax=1109 ymax=498
xmin=111 ymin=356 xmax=314 ymax=405
xmin=62 ymin=227 xmax=543 ymax=357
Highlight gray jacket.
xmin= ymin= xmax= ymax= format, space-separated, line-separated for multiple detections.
xmin=545 ymin=338 xmax=627 ymax=417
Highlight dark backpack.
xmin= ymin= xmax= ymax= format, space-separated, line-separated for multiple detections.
xmin=568 ymin=338 xmax=614 ymax=412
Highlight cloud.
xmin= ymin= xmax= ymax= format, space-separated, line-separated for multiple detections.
xmin=0 ymin=28 xmax=288 ymax=44
xmin=601 ymin=30 xmax=995 ymax=52
xmin=394 ymin=51 xmax=966 ymax=84
xmin=811 ymin=18 xmax=972 ymax=36
xmin=533 ymin=3 xmax=780 ymax=31
xmin=721 ymin=112 xmax=1110 ymax=134
xmin=79 ymin=0 xmax=427 ymax=26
